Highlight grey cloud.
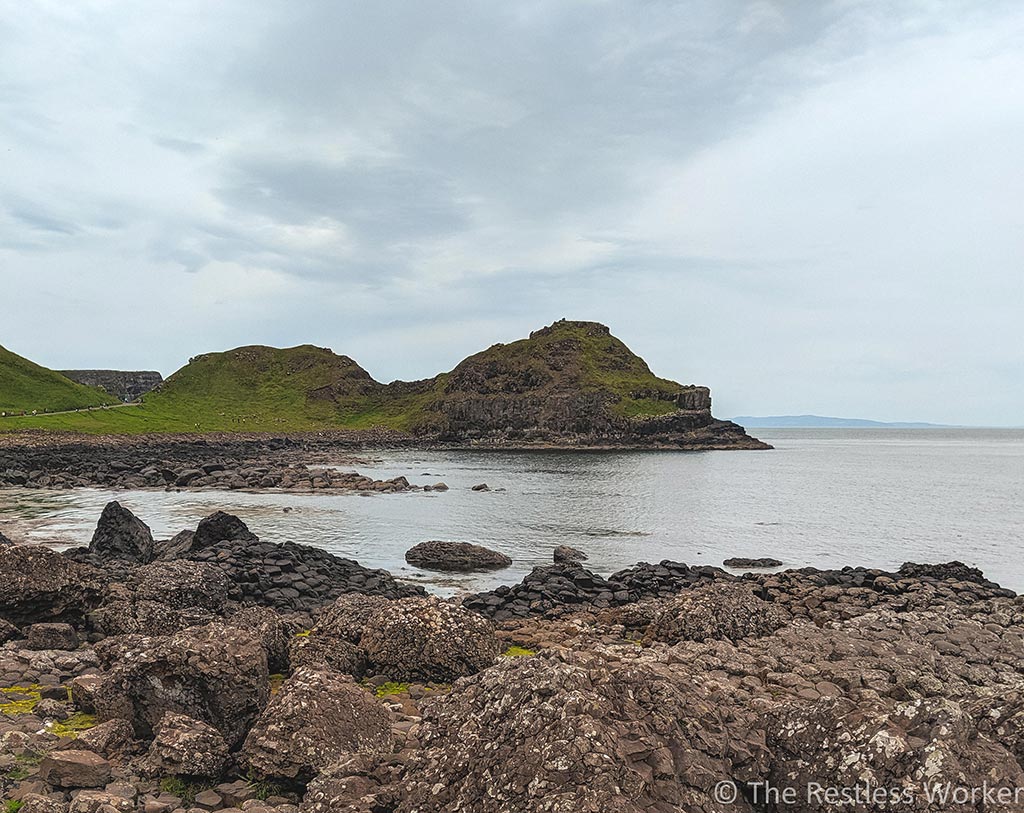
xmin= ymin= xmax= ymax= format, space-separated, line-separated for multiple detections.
xmin=0 ymin=0 xmax=1021 ymax=424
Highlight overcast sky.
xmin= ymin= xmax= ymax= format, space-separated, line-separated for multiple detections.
xmin=1 ymin=1 xmax=1021 ymax=424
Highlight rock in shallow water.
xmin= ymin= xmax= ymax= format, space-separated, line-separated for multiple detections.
xmin=405 ymin=540 xmax=512 ymax=573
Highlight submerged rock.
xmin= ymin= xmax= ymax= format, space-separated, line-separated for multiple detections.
xmin=405 ymin=540 xmax=512 ymax=573
xmin=723 ymin=556 xmax=783 ymax=568
xmin=553 ymin=544 xmax=587 ymax=563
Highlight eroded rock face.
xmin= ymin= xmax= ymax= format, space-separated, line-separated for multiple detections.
xmin=768 ymin=696 xmax=1024 ymax=811
xmin=361 ymin=596 xmax=500 ymax=682
xmin=389 ymin=651 xmax=769 ymax=813
xmin=93 ymin=622 xmax=269 ymax=747
xmin=87 ymin=501 xmax=155 ymax=563
xmin=146 ymin=711 xmax=229 ymax=778
xmin=645 ymin=582 xmax=786 ymax=644
xmin=26 ymin=622 xmax=79 ymax=651
xmin=405 ymin=540 xmax=511 ymax=573
xmin=243 ymin=666 xmax=393 ymax=781
xmin=128 ymin=559 xmax=233 ymax=611
xmin=0 ymin=545 xmax=104 ymax=627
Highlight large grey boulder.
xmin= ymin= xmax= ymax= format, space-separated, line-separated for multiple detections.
xmin=0 ymin=545 xmax=104 ymax=626
xmin=243 ymin=666 xmax=392 ymax=781
xmin=94 ymin=622 xmax=269 ymax=747
xmin=88 ymin=501 xmax=155 ymax=563
xmin=361 ymin=596 xmax=499 ymax=682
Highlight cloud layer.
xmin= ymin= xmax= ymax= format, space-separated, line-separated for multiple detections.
xmin=2 ymin=0 xmax=1021 ymax=423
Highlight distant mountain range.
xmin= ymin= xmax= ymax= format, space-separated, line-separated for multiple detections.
xmin=733 ymin=415 xmax=956 ymax=429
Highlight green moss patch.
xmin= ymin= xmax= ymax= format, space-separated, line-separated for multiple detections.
xmin=502 ymin=646 xmax=537 ymax=658
xmin=48 ymin=712 xmax=97 ymax=738
xmin=0 ymin=687 xmax=42 ymax=717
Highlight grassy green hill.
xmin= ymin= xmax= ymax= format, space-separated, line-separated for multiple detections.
xmin=0 ymin=322 xmax=715 ymax=436
xmin=0 ymin=344 xmax=119 ymax=414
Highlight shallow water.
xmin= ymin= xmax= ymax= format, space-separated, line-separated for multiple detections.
xmin=2 ymin=428 xmax=1022 ymax=594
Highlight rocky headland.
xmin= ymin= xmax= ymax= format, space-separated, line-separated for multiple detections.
xmin=3 ymin=320 xmax=769 ymax=450
xmin=1 ymin=505 xmax=1022 ymax=812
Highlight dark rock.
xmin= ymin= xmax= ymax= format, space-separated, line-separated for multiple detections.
xmin=470 ymin=483 xmax=490 ymax=492
xmin=93 ymin=622 xmax=269 ymax=747
xmin=0 ymin=617 xmax=21 ymax=643
xmin=553 ymin=545 xmax=587 ymax=564
xmin=191 ymin=511 xmax=259 ymax=550
xmin=899 ymin=560 xmax=988 ymax=584
xmin=70 ymin=674 xmax=105 ymax=713
xmin=26 ymin=622 xmax=79 ymax=651
xmin=0 ymin=528 xmax=13 ymax=546
xmin=723 ymin=557 xmax=783 ymax=568
xmin=405 ymin=540 xmax=511 ymax=573
xmin=361 ymin=596 xmax=500 ymax=682
xmin=0 ymin=545 xmax=104 ymax=626
xmin=87 ymin=502 xmax=155 ymax=563
xmin=243 ymin=666 xmax=392 ymax=781
xmin=225 ymin=606 xmax=293 ymax=673
xmin=128 ymin=560 xmax=233 ymax=612
xmin=151 ymin=529 xmax=195 ymax=561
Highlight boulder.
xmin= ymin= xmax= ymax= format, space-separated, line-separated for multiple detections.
xmin=93 ymin=622 xmax=269 ymax=747
xmin=645 ymin=582 xmax=786 ymax=644
xmin=243 ymin=666 xmax=392 ymax=781
xmin=87 ymin=501 xmax=155 ymax=563
xmin=146 ymin=711 xmax=229 ymax=777
xmin=899 ymin=560 xmax=989 ymax=584
xmin=70 ymin=674 xmax=105 ymax=714
xmin=127 ymin=559 xmax=233 ymax=611
xmin=405 ymin=540 xmax=511 ymax=573
xmin=313 ymin=594 xmax=390 ymax=643
xmin=553 ymin=545 xmax=587 ymax=564
xmin=152 ymin=529 xmax=195 ymax=561
xmin=289 ymin=633 xmax=368 ymax=678
xmin=0 ymin=617 xmax=21 ymax=644
xmin=363 ymin=651 xmax=769 ymax=813
xmin=191 ymin=510 xmax=258 ymax=551
xmin=26 ymin=622 xmax=80 ymax=651
xmin=0 ymin=528 xmax=13 ymax=546
xmin=73 ymin=718 xmax=136 ymax=759
xmin=38 ymin=750 xmax=111 ymax=788
xmin=225 ymin=605 xmax=293 ymax=674
xmin=723 ymin=557 xmax=783 ymax=568
xmin=16 ymin=794 xmax=70 ymax=813
xmin=768 ymin=696 xmax=1024 ymax=810
xmin=361 ymin=596 xmax=500 ymax=682
xmin=0 ymin=545 xmax=104 ymax=626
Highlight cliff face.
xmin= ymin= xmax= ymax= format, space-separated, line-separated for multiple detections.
xmin=59 ymin=370 xmax=164 ymax=403
xmin=403 ymin=320 xmax=768 ymax=449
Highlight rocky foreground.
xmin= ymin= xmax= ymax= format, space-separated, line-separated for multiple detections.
xmin=2 ymin=507 xmax=1023 ymax=812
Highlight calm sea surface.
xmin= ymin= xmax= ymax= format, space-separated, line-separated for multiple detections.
xmin=2 ymin=429 xmax=1022 ymax=594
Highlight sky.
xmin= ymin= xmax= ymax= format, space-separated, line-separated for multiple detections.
xmin=1 ymin=0 xmax=1021 ymax=425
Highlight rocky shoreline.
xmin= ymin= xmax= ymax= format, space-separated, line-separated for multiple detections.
xmin=2 ymin=504 xmax=1023 ymax=811
xmin=0 ymin=428 xmax=770 ymax=495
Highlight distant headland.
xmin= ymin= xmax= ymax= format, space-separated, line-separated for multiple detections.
xmin=0 ymin=320 xmax=768 ymax=450
xmin=734 ymin=414 xmax=957 ymax=429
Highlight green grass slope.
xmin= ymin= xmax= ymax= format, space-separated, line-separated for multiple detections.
xmin=0 ymin=344 xmax=119 ymax=413
xmin=0 ymin=322 xmax=709 ymax=435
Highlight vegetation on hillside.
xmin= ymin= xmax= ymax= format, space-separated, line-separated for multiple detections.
xmin=0 ymin=344 xmax=118 ymax=414
xmin=0 ymin=322 xmax=705 ymax=435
